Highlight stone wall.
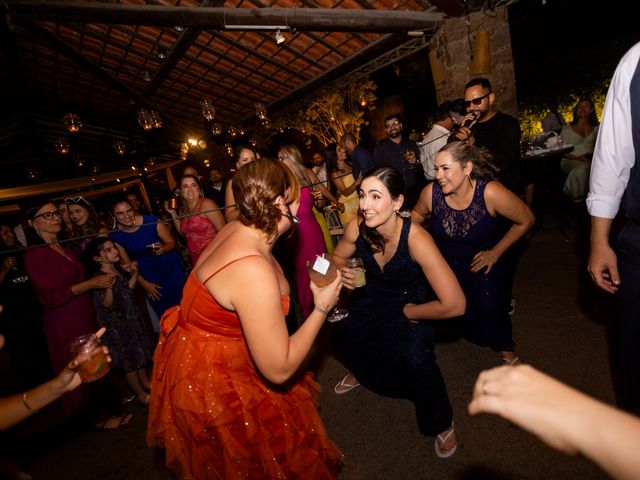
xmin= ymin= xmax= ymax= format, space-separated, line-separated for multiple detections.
xmin=430 ymin=5 xmax=518 ymax=118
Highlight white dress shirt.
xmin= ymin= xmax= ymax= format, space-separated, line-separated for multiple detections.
xmin=587 ymin=42 xmax=640 ymax=219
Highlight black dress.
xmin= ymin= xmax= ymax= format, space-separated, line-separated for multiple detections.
xmin=333 ymin=218 xmax=452 ymax=436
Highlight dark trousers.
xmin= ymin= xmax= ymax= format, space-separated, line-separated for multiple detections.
xmin=613 ymin=219 xmax=640 ymax=415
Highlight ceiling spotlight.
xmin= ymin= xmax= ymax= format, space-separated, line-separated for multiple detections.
xmin=157 ymin=48 xmax=167 ymax=60
xmin=275 ymin=28 xmax=285 ymax=45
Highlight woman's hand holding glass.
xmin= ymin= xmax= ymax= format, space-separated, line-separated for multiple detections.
xmin=309 ymin=267 xmax=342 ymax=317
xmin=340 ymin=257 xmax=366 ymax=290
xmin=307 ymin=254 xmax=347 ymax=322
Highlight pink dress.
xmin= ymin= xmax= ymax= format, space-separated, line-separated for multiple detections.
xmin=180 ymin=200 xmax=219 ymax=265
xmin=289 ymin=186 xmax=327 ymax=317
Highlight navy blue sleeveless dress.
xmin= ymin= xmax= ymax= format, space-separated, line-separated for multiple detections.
xmin=333 ymin=217 xmax=453 ymax=436
xmin=430 ymin=179 xmax=514 ymax=352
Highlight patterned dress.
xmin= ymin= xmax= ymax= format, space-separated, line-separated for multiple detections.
xmin=92 ymin=274 xmax=153 ymax=373
xmin=180 ymin=200 xmax=219 ymax=265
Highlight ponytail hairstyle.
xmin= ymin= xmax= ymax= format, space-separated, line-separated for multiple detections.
xmin=232 ymin=159 xmax=300 ymax=243
xmin=358 ymin=166 xmax=404 ymax=255
xmin=437 ymin=141 xmax=499 ymax=180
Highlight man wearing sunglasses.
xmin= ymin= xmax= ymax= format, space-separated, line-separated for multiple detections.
xmin=453 ymin=77 xmax=522 ymax=195
xmin=373 ymin=113 xmax=424 ymax=209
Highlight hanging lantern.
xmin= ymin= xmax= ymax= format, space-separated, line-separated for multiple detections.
xmin=25 ymin=168 xmax=39 ymax=180
xmin=211 ymin=123 xmax=222 ymax=135
xmin=89 ymin=164 xmax=101 ymax=175
xmin=54 ymin=138 xmax=69 ymax=155
xmin=249 ymin=138 xmax=257 ymax=147
xmin=255 ymin=102 xmax=267 ymax=121
xmin=73 ymin=154 xmax=85 ymax=168
xmin=203 ymin=158 xmax=211 ymax=168
xmin=224 ymin=143 xmax=234 ymax=156
xmin=113 ymin=140 xmax=126 ymax=156
xmin=201 ymin=99 xmax=216 ymax=121
xmin=198 ymin=139 xmax=207 ymax=149
xmin=150 ymin=110 xmax=163 ymax=129
xmin=63 ymin=113 xmax=82 ymax=133
xmin=238 ymin=126 xmax=246 ymax=136
xmin=145 ymin=157 xmax=156 ymax=169
xmin=137 ymin=109 xmax=153 ymax=131
xmin=228 ymin=126 xmax=237 ymax=138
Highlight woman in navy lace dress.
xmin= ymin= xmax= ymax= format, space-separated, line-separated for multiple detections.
xmin=332 ymin=166 xmax=465 ymax=458
xmin=412 ymin=142 xmax=534 ymax=365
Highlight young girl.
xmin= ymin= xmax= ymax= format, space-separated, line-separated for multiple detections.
xmin=85 ymin=237 xmax=153 ymax=405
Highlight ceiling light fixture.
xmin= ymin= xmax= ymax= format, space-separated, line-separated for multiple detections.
xmin=63 ymin=113 xmax=82 ymax=133
xmin=275 ymin=28 xmax=285 ymax=45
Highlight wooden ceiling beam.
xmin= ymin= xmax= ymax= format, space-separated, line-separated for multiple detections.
xmin=5 ymin=2 xmax=443 ymax=33
xmin=18 ymin=19 xmax=190 ymax=138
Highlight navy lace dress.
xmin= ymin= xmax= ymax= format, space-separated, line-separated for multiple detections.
xmin=333 ymin=217 xmax=453 ymax=436
xmin=430 ymin=178 xmax=514 ymax=352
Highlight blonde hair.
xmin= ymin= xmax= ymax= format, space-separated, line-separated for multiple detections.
xmin=279 ymin=145 xmax=311 ymax=186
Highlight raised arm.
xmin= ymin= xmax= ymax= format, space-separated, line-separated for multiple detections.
xmin=404 ymin=224 xmax=465 ymax=320
xmin=331 ymin=170 xmax=362 ymax=197
xmin=211 ymin=256 xmax=341 ymax=385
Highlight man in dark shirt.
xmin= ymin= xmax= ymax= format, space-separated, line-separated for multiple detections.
xmin=454 ymin=78 xmax=523 ymax=195
xmin=206 ymin=167 xmax=226 ymax=208
xmin=341 ymin=133 xmax=374 ymax=180
xmin=373 ymin=114 xmax=423 ymax=209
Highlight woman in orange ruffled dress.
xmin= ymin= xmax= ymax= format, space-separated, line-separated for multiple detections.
xmin=147 ymin=159 xmax=343 ymax=479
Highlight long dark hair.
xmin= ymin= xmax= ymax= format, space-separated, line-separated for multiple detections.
xmin=358 ymin=166 xmax=404 ymax=254
xmin=570 ymin=98 xmax=599 ymax=126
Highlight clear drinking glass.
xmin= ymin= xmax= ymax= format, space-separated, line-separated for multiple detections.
xmin=306 ymin=254 xmax=348 ymax=322
xmin=69 ymin=334 xmax=110 ymax=382
xmin=347 ymin=257 xmax=366 ymax=288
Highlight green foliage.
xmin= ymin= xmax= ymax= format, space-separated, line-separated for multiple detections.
xmin=518 ymin=78 xmax=610 ymax=139
xmin=272 ymin=78 xmax=377 ymax=147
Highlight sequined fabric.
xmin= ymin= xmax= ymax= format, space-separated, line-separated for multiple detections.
xmin=147 ymin=272 xmax=341 ymax=479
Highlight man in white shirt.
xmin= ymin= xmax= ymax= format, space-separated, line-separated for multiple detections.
xmin=418 ymin=100 xmax=466 ymax=181
xmin=587 ymin=41 xmax=640 ymax=415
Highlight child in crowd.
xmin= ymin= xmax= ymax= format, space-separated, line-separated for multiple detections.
xmin=85 ymin=237 xmax=153 ymax=405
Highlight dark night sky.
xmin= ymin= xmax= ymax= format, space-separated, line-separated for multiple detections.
xmin=509 ymin=0 xmax=640 ymax=104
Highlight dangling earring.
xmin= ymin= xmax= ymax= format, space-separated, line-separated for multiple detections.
xmin=467 ymin=174 xmax=473 ymax=186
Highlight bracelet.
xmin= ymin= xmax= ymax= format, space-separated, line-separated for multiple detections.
xmin=314 ymin=305 xmax=329 ymax=316
xmin=22 ymin=392 xmax=38 ymax=414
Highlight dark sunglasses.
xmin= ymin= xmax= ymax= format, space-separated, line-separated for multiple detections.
xmin=33 ymin=210 xmax=63 ymax=221
xmin=463 ymin=93 xmax=490 ymax=108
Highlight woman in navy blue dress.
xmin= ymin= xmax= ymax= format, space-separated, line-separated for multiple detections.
xmin=332 ymin=166 xmax=465 ymax=458
xmin=108 ymin=196 xmax=186 ymax=329
xmin=411 ymin=142 xmax=534 ymax=365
